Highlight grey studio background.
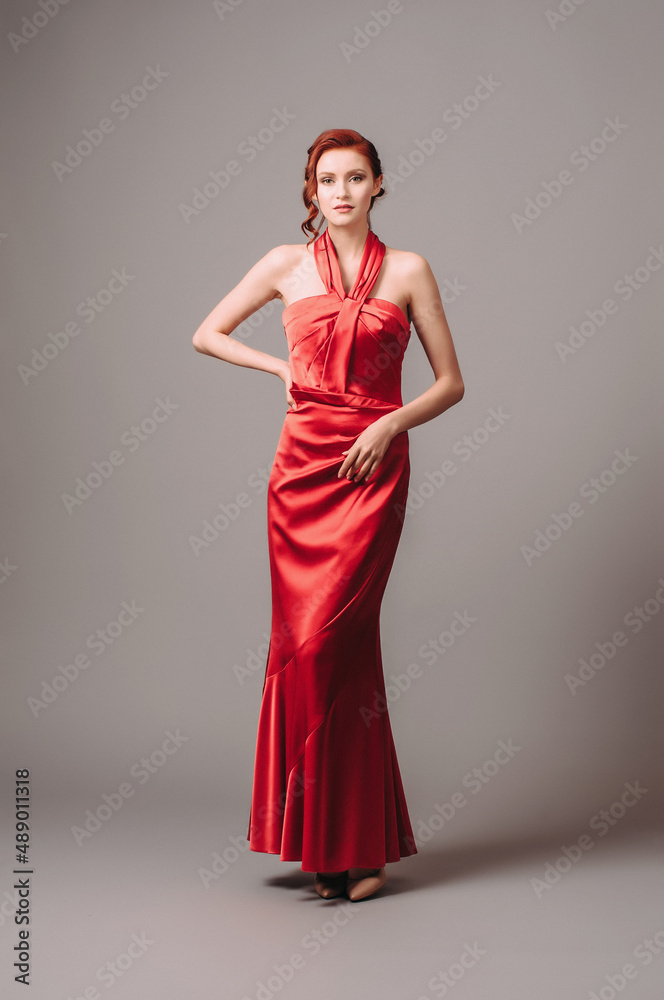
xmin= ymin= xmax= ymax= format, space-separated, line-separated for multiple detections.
xmin=1 ymin=0 xmax=663 ymax=998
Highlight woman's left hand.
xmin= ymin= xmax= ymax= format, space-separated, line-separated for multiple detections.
xmin=338 ymin=415 xmax=397 ymax=483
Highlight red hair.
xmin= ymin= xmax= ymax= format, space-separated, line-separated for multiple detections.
xmin=301 ymin=129 xmax=385 ymax=245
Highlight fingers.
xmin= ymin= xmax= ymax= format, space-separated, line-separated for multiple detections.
xmin=338 ymin=419 xmax=392 ymax=482
xmin=338 ymin=448 xmax=379 ymax=483
xmin=284 ymin=364 xmax=297 ymax=410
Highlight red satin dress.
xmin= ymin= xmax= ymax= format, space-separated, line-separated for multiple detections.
xmin=246 ymin=227 xmax=418 ymax=872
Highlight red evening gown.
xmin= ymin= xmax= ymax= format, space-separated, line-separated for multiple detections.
xmin=246 ymin=227 xmax=418 ymax=872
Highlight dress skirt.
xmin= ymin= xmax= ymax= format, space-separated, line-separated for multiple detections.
xmin=246 ymin=385 xmax=418 ymax=872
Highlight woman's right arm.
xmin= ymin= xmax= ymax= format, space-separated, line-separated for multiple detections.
xmin=192 ymin=245 xmax=293 ymax=393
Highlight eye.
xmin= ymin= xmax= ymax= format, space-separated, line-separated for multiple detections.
xmin=318 ymin=175 xmax=365 ymax=184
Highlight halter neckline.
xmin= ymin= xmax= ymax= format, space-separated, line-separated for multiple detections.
xmin=314 ymin=228 xmax=384 ymax=304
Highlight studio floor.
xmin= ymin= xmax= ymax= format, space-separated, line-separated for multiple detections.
xmin=2 ymin=797 xmax=662 ymax=1000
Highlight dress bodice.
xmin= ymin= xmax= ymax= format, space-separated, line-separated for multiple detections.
xmin=282 ymin=229 xmax=410 ymax=406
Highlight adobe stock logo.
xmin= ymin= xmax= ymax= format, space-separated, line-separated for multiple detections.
xmin=27 ymin=600 xmax=145 ymax=718
xmin=511 ymin=117 xmax=628 ymax=234
xmin=18 ymin=268 xmax=135 ymax=385
xmin=339 ymin=1 xmax=406 ymax=63
xmin=70 ymin=730 xmax=189 ymax=846
xmin=545 ymin=0 xmax=590 ymax=31
xmin=61 ymin=397 xmax=179 ymax=514
xmin=564 ymin=577 xmax=664 ymax=695
xmin=587 ymin=929 xmax=664 ymax=1000
xmin=555 ymin=243 xmax=664 ymax=363
xmin=384 ymin=75 xmax=502 ymax=190
xmin=520 ymin=449 xmax=638 ymax=566
xmin=529 ymin=780 xmax=648 ymax=899
xmin=8 ymin=0 xmax=71 ymax=54
xmin=51 ymin=67 xmax=170 ymax=181
xmin=178 ymin=107 xmax=296 ymax=223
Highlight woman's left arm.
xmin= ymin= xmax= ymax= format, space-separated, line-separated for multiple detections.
xmin=338 ymin=253 xmax=465 ymax=482
xmin=385 ymin=252 xmax=465 ymax=437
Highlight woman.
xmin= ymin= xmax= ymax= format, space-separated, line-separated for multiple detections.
xmin=193 ymin=128 xmax=465 ymax=902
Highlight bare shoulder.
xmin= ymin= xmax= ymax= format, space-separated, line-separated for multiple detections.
xmin=248 ymin=243 xmax=307 ymax=289
xmin=384 ymin=246 xmax=432 ymax=277
xmin=259 ymin=243 xmax=304 ymax=268
xmin=384 ymin=248 xmax=437 ymax=306
xmin=266 ymin=242 xmax=315 ymax=273
xmin=272 ymin=242 xmax=314 ymax=258
xmin=257 ymin=243 xmax=318 ymax=303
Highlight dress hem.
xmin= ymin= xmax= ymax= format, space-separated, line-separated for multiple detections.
xmin=248 ymin=844 xmax=419 ymax=872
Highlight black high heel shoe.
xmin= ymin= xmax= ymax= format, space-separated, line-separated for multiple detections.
xmin=314 ymin=871 xmax=348 ymax=899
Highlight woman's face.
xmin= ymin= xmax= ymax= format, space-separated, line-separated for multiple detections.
xmin=315 ymin=148 xmax=382 ymax=227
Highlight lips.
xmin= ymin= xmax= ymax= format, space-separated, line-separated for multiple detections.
xmin=334 ymin=205 xmax=353 ymax=211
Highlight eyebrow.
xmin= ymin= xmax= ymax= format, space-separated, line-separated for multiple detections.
xmin=317 ymin=168 xmax=368 ymax=177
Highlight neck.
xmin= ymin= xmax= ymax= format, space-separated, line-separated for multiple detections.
xmin=324 ymin=220 xmax=371 ymax=259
